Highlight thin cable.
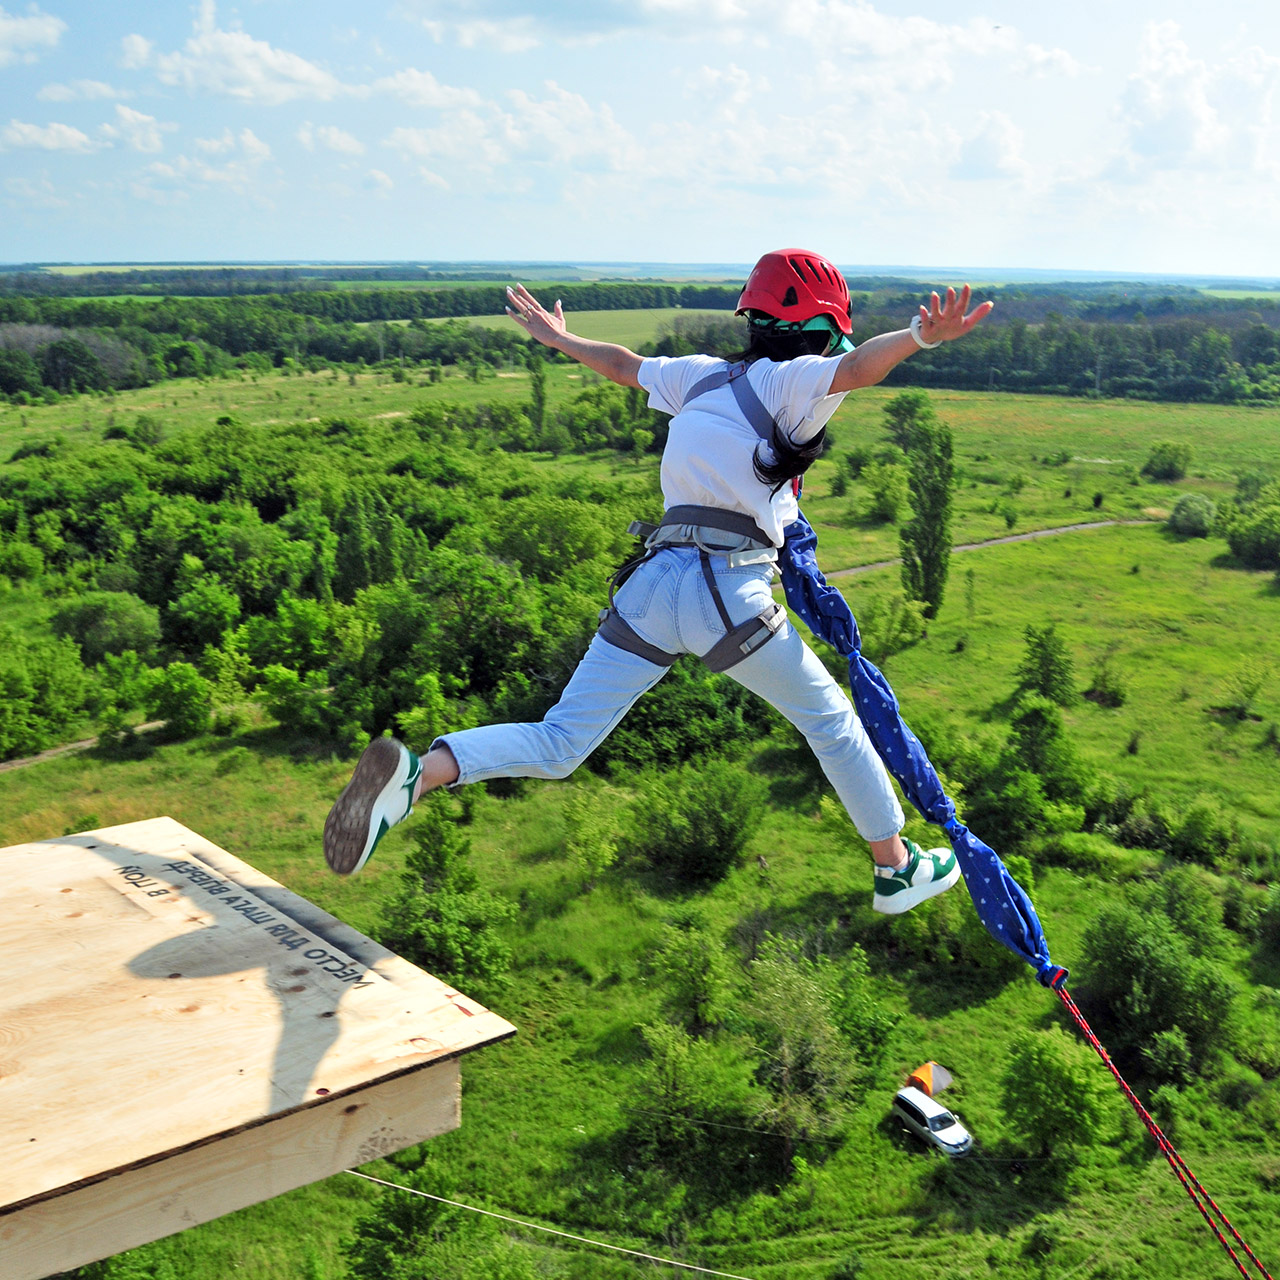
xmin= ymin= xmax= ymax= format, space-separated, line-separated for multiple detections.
xmin=345 ymin=1170 xmax=758 ymax=1280
xmin=1057 ymin=986 xmax=1274 ymax=1280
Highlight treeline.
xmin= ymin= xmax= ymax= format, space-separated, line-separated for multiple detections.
xmin=0 ymin=284 xmax=739 ymax=398
xmin=658 ymin=307 xmax=1280 ymax=404
xmin=4 ymin=277 xmax=1280 ymax=403
xmin=0 ymin=266 xmax=744 ymax=298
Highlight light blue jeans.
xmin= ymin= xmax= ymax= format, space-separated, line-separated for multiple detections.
xmin=437 ymin=547 xmax=904 ymax=842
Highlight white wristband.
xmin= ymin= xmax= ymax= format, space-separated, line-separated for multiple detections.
xmin=910 ymin=314 xmax=943 ymax=349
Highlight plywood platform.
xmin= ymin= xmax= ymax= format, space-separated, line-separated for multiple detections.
xmin=0 ymin=817 xmax=516 ymax=1279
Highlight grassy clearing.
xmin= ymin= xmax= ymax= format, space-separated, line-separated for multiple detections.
xmin=2 ymin=519 xmax=1278 ymax=1277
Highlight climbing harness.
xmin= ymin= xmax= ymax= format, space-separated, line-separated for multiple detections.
xmin=595 ymin=361 xmax=791 ymax=674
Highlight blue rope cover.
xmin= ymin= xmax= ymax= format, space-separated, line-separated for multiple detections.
xmin=779 ymin=510 xmax=1067 ymax=989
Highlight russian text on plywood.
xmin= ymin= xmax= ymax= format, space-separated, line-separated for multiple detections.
xmin=0 ymin=817 xmax=515 ymax=1279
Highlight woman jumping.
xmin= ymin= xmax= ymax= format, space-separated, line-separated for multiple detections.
xmin=324 ymin=249 xmax=993 ymax=914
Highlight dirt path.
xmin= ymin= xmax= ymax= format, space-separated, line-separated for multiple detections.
xmin=0 ymin=519 xmax=1155 ymax=776
xmin=0 ymin=721 xmax=165 ymax=776
xmin=824 ymin=518 xmax=1152 ymax=580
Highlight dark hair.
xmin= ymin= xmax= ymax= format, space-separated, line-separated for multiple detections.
xmin=727 ymin=325 xmax=830 ymax=494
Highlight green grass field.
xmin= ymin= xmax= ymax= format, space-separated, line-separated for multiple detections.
xmin=2 ymin=357 xmax=1278 ymax=1279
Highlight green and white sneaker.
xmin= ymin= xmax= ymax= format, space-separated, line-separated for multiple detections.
xmin=872 ymin=839 xmax=961 ymax=915
xmin=324 ymin=736 xmax=423 ymax=876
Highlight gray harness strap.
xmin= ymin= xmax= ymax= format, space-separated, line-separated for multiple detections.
xmin=595 ymin=360 xmax=788 ymax=673
xmin=682 ymin=361 xmax=778 ymax=443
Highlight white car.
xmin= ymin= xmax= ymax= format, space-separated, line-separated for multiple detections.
xmin=891 ymin=1085 xmax=973 ymax=1157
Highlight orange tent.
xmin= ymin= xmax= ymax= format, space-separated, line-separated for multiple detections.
xmin=907 ymin=1061 xmax=954 ymax=1097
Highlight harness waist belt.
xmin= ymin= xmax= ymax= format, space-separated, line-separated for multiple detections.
xmin=658 ymin=504 xmax=773 ymax=548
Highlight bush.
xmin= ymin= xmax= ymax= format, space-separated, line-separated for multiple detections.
xmin=1142 ymin=440 xmax=1192 ymax=481
xmin=1169 ymin=793 xmax=1240 ymax=866
xmin=861 ymin=460 xmax=909 ymax=523
xmin=1168 ymin=493 xmax=1216 ymax=537
xmin=626 ymin=757 xmax=766 ymax=885
xmin=1001 ymin=1027 xmax=1112 ymax=1155
xmin=149 ymin=663 xmax=213 ymax=738
xmin=51 ymin=591 xmax=161 ymax=665
xmin=1084 ymin=653 xmax=1127 ymax=707
xmin=1079 ymin=897 xmax=1238 ymax=1066
xmin=0 ymin=537 xmax=43 ymax=582
xmin=378 ymin=792 xmax=515 ymax=992
xmin=1224 ymin=498 xmax=1280 ymax=569
xmin=854 ymin=591 xmax=926 ymax=665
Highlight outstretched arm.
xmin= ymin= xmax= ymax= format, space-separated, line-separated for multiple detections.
xmin=829 ymin=285 xmax=994 ymax=393
xmin=506 ymin=283 xmax=644 ymax=389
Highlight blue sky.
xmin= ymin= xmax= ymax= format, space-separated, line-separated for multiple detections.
xmin=3 ymin=1 xmax=1280 ymax=275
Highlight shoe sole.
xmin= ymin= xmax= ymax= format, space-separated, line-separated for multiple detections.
xmin=873 ymin=859 xmax=962 ymax=915
xmin=324 ymin=737 xmax=404 ymax=876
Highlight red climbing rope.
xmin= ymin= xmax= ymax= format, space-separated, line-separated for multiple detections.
xmin=1057 ymin=986 xmax=1274 ymax=1280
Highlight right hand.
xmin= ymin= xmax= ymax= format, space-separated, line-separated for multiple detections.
xmin=506 ymin=284 xmax=567 ymax=348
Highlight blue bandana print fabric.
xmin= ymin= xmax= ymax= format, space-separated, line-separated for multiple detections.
xmin=779 ymin=511 xmax=1067 ymax=989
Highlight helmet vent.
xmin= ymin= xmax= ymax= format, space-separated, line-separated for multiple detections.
xmin=781 ymin=286 xmax=799 ymax=307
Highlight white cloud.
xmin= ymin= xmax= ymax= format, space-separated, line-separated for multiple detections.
xmin=39 ymin=79 xmax=124 ymax=102
xmin=99 ymin=104 xmax=175 ymax=154
xmin=685 ymin=63 xmax=763 ymax=110
xmin=298 ymin=123 xmax=365 ymax=155
xmin=0 ymin=4 xmax=64 ymax=67
xmin=149 ymin=2 xmax=344 ymax=105
xmin=1 ymin=119 xmax=94 ymax=151
xmin=418 ymin=16 xmax=541 ymax=53
xmin=365 ymin=168 xmax=394 ymax=193
xmin=381 ymin=80 xmax=639 ymax=192
xmin=4 ymin=172 xmax=68 ymax=208
xmin=119 ymin=33 xmax=153 ymax=69
xmin=956 ymin=111 xmax=1031 ymax=181
xmin=1120 ymin=22 xmax=1227 ymax=166
xmin=139 ymin=126 xmax=274 ymax=201
xmin=1113 ymin=21 xmax=1280 ymax=178
xmin=373 ymin=68 xmax=483 ymax=109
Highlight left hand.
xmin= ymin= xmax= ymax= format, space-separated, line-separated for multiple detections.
xmin=916 ymin=284 xmax=994 ymax=345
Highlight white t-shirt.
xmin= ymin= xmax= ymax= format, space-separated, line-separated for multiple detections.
xmin=637 ymin=353 xmax=846 ymax=548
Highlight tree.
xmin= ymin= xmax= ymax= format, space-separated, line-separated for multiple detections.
xmin=168 ymin=577 xmax=241 ymax=653
xmin=525 ymin=345 xmax=547 ymax=436
xmin=1168 ymin=493 xmax=1216 ymax=538
xmin=1000 ymin=1027 xmax=1111 ymax=1156
xmin=741 ymin=939 xmax=859 ymax=1161
xmin=40 ymin=335 xmax=106 ymax=393
xmin=1005 ymin=693 xmax=1088 ymax=802
xmin=0 ymin=346 xmax=42 ymax=396
xmin=1078 ymin=898 xmax=1238 ymax=1066
xmin=896 ymin=396 xmax=954 ymax=618
xmin=628 ymin=1021 xmax=761 ymax=1171
xmin=1015 ymin=622 xmax=1077 ymax=706
xmin=562 ymin=780 xmax=622 ymax=890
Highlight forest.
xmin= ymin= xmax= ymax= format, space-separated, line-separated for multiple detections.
xmin=1 ymin=316 xmax=1278 ymax=1277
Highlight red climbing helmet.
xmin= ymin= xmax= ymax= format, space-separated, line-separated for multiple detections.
xmin=736 ymin=248 xmax=853 ymax=335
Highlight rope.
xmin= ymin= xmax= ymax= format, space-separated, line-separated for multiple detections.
xmin=344 ymin=1170 xmax=758 ymax=1279
xmin=1056 ymin=986 xmax=1274 ymax=1280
